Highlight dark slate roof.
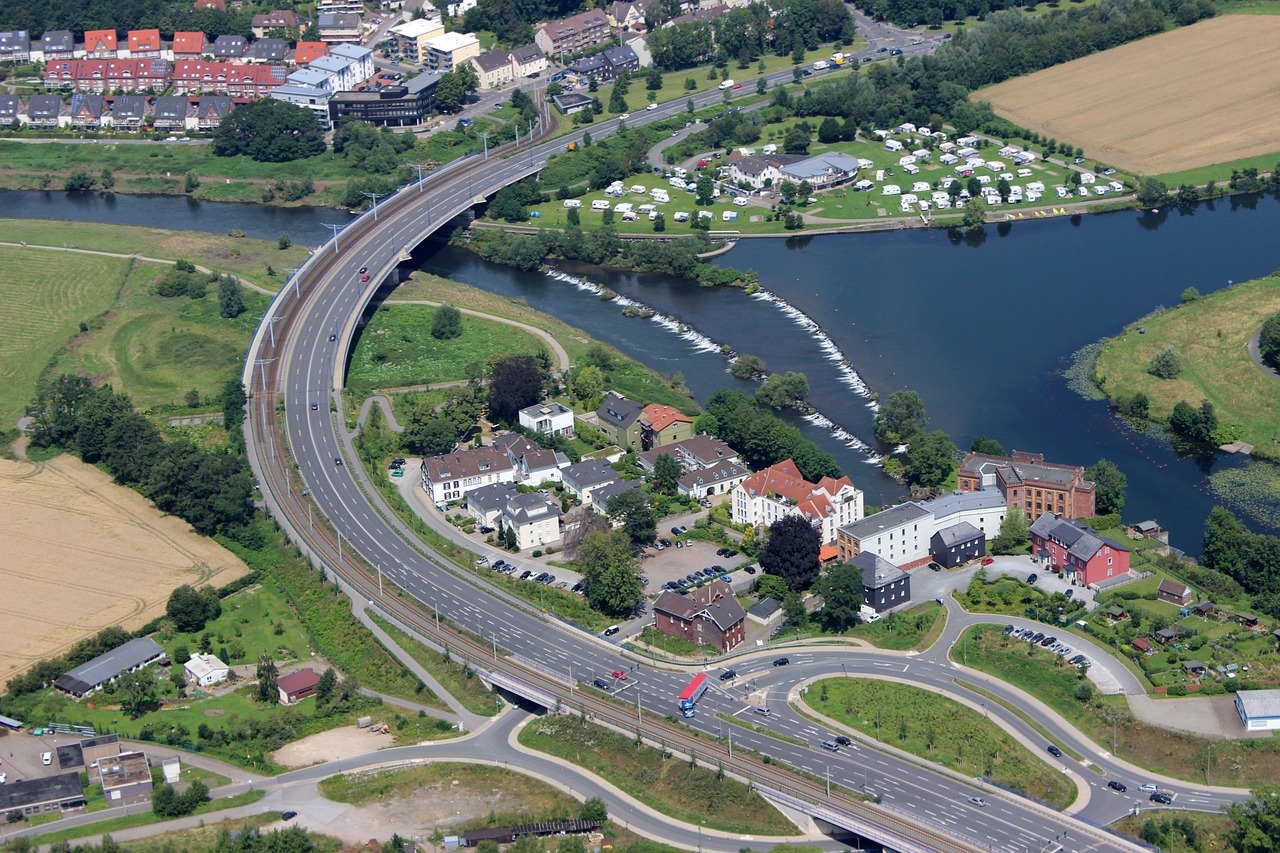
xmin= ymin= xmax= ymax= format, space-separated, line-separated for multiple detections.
xmin=702 ymin=595 xmax=745 ymax=631
xmin=112 ymin=94 xmax=148 ymax=119
xmin=466 ymin=481 xmax=518 ymax=514
xmin=0 ymin=94 xmax=19 ymax=119
xmin=56 ymin=742 xmax=85 ymax=769
xmin=934 ymin=521 xmax=982 ymax=548
xmin=251 ymin=38 xmax=289 ymax=61
xmin=40 ymin=30 xmax=75 ymax=52
xmin=504 ymin=491 xmax=559 ymax=524
xmin=851 ymin=551 xmax=908 ymax=590
xmin=678 ymin=458 xmax=748 ymax=491
xmin=601 ymin=44 xmax=637 ymax=67
xmin=654 ymin=589 xmax=698 ymax=620
xmin=0 ymin=773 xmax=83 ymax=811
xmin=152 ymin=95 xmax=189 ymax=121
xmin=27 ymin=94 xmax=64 ymax=119
xmin=70 ymin=93 xmax=106 ymax=118
xmin=569 ymin=54 xmax=606 ymax=74
xmin=747 ymin=597 xmax=781 ymax=618
xmin=405 ymin=72 xmax=441 ymax=95
xmin=596 ymin=393 xmax=643 ymax=430
xmin=209 ymin=34 xmax=246 ymax=56
xmin=1029 ymin=513 xmax=1129 ymax=562
xmin=594 ymin=478 xmax=643 ymax=510
xmin=197 ymin=95 xmax=233 ymax=118
xmin=563 ymin=459 xmax=617 ymax=491
xmin=551 ymin=92 xmax=592 ymax=112
xmin=55 ymin=638 xmax=164 ymax=695
xmin=472 ymin=50 xmax=510 ymax=73
xmin=0 ymin=29 xmax=30 ymax=53
xmin=511 ymin=43 xmax=544 ymax=65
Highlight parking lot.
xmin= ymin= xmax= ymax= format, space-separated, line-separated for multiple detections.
xmin=0 ymin=730 xmax=62 ymax=784
xmin=639 ymin=535 xmax=753 ymax=594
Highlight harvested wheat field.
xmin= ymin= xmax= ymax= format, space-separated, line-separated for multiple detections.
xmin=980 ymin=16 xmax=1280 ymax=175
xmin=0 ymin=454 xmax=249 ymax=685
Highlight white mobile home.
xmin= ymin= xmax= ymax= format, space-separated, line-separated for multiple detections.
xmin=884 ymin=139 xmax=904 ymax=152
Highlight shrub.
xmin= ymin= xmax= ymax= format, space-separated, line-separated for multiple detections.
xmin=1147 ymin=345 xmax=1184 ymax=379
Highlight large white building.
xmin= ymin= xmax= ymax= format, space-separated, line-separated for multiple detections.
xmin=921 ymin=489 xmax=1008 ymax=542
xmin=1237 ymin=689 xmax=1280 ymax=731
xmin=184 ymin=653 xmax=230 ymax=687
xmin=388 ymin=17 xmax=445 ymax=63
xmin=421 ymin=446 xmax=515 ymax=504
xmin=424 ymin=31 xmax=480 ymax=73
xmin=836 ymin=502 xmax=933 ymax=566
xmin=518 ymin=401 xmax=575 ymax=437
xmin=501 ymin=492 xmax=562 ymax=551
xmin=731 ymin=459 xmax=862 ymax=545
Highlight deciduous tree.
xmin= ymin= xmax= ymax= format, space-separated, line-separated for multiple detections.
xmin=487 ymin=355 xmax=543 ymax=423
xmin=431 ymin=304 xmax=463 ymax=339
xmin=607 ymin=488 xmax=656 ymax=550
xmin=255 ymin=653 xmax=279 ymax=704
xmin=874 ymin=390 xmax=927 ymax=444
xmin=760 ymin=515 xmax=821 ymax=590
xmin=905 ymin=430 xmax=958 ymax=488
xmin=1085 ymin=459 xmax=1127 ymax=516
xmin=652 ymin=453 xmax=682 ymax=496
xmin=812 ymin=563 xmax=864 ymax=631
xmin=212 ymin=100 xmax=325 ymax=163
xmin=578 ymin=529 xmax=644 ymax=616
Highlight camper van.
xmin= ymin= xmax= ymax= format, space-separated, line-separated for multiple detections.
xmin=563 ymin=199 xmax=581 ymax=208
xmin=591 ymin=199 xmax=610 ymax=210
xmin=651 ymin=189 xmax=670 ymax=203
xmin=673 ymin=211 xmax=690 ymax=222
xmin=884 ymin=139 xmax=904 ymax=152
xmin=722 ymin=210 xmax=738 ymax=221
xmin=621 ymin=210 xmax=638 ymax=221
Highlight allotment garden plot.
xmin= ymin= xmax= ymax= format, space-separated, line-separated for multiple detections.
xmin=980 ymin=16 xmax=1280 ymax=176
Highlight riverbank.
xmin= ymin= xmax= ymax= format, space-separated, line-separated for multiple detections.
xmin=1093 ymin=270 xmax=1280 ymax=461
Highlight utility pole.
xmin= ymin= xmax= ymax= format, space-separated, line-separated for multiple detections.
xmin=478 ymin=130 xmax=490 ymax=159
xmin=321 ymin=223 xmax=344 ymax=253
xmin=409 ymin=163 xmax=434 ymax=191
xmin=252 ymin=358 xmax=276 ymax=393
xmin=283 ymin=268 xmax=301 ymax=299
xmin=361 ymin=191 xmax=386 ymax=221
xmin=263 ymin=314 xmax=283 ymax=348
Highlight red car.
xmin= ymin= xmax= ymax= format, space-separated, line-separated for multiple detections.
xmin=981 ymin=556 xmax=994 ymax=566
xmin=361 ymin=273 xmax=370 ymax=282
xmin=611 ymin=670 xmax=628 ymax=680
xmin=732 ymin=83 xmax=742 ymax=89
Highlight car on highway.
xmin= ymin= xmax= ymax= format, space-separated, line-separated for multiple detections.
xmin=593 ymin=677 xmax=611 ymax=690
xmin=361 ymin=273 xmax=370 ymax=282
xmin=1047 ymin=745 xmax=1063 ymax=758
xmin=328 ymin=333 xmax=337 ymax=341
xmin=967 ymin=796 xmax=987 ymax=807
xmin=311 ymin=401 xmax=318 ymax=410
xmin=646 ymin=103 xmax=658 ymax=110
xmin=1139 ymin=783 xmax=1158 ymax=792
xmin=877 ymin=46 xmax=888 ymax=53
xmin=1150 ymin=791 xmax=1173 ymax=804
xmin=732 ymin=83 xmax=742 ymax=89
xmin=334 ymin=457 xmax=342 ymax=466
xmin=773 ymin=657 xmax=790 ymax=666
xmin=833 ymin=735 xmax=852 ymax=746
xmin=359 ymin=266 xmax=368 ymax=274
xmin=820 ymin=740 xmax=840 ymax=752
xmin=617 ymin=113 xmax=630 ymax=120
xmin=611 ymin=670 xmax=628 ymax=680
xmin=890 ymin=47 xmax=903 ymax=55
xmin=1107 ymin=780 xmax=1127 ymax=792
xmin=719 ymin=668 xmax=736 ymax=681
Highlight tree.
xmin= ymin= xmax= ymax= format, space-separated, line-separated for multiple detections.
xmin=1259 ymin=310 xmax=1280 ymax=371
xmin=970 ymin=436 xmax=1005 ymax=456
xmin=646 ymin=66 xmax=663 ymax=90
xmin=1203 ymin=506 xmax=1250 ymax=576
xmin=756 ymin=76 xmax=767 ymax=95
xmin=118 ymin=669 xmax=158 ymax=719
xmin=730 ymin=354 xmax=765 ymax=379
xmin=431 ymin=304 xmax=463 ymax=340
xmin=256 ymin=653 xmax=279 ymax=704
xmin=817 ymin=117 xmax=842 ymax=144
xmin=783 ymin=125 xmax=810 ymax=155
xmin=218 ymin=274 xmax=245 ymax=319
xmin=990 ymin=506 xmax=1029 ymax=555
xmin=607 ymin=488 xmax=656 ymax=550
xmin=166 ymin=584 xmax=222 ymax=633
xmin=578 ymin=529 xmax=644 ymax=616
xmin=874 ymin=390 xmax=927 ymax=444
xmin=1227 ymin=785 xmax=1280 ymax=853
xmin=759 ymin=515 xmax=822 ymax=590
xmin=812 ymin=563 xmax=864 ymax=631
xmin=1147 ymin=345 xmax=1183 ymax=379
xmin=1136 ymin=176 xmax=1169 ymax=207
xmin=960 ymin=197 xmax=988 ymax=231
xmin=755 ymin=572 xmax=789 ymax=602
xmin=100 ymin=168 xmax=115 ymax=190
xmin=571 ymin=364 xmax=605 ymax=401
xmin=1169 ymin=400 xmax=1198 ymax=437
xmin=696 ymin=174 xmax=714 ymax=206
xmin=212 ymin=99 xmax=326 ymax=163
xmin=221 ymin=379 xmax=247 ymax=434
xmin=652 ymin=453 xmax=682 ymax=495
xmin=487 ymin=355 xmax=543 ymax=423
xmin=173 ymin=645 xmax=191 ymax=665
xmin=905 ymin=430 xmax=958 ymax=488
xmin=1086 ymin=459 xmax=1127 ymax=515
xmin=580 ymin=796 xmax=608 ymax=822
xmin=316 ymin=668 xmax=338 ymax=706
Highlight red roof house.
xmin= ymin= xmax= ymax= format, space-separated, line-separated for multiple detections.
xmin=640 ymin=403 xmax=694 ymax=449
xmin=172 ymin=32 xmax=207 ymax=57
xmin=127 ymin=29 xmax=162 ymax=57
xmin=293 ymin=41 xmax=328 ymax=65
xmin=277 ymin=669 xmax=321 ymax=704
xmin=83 ymin=29 xmax=118 ymax=57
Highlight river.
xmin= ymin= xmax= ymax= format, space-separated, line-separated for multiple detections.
xmin=5 ymin=188 xmax=1278 ymax=551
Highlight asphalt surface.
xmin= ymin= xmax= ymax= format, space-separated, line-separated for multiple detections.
xmin=244 ymin=26 xmax=1247 ymax=853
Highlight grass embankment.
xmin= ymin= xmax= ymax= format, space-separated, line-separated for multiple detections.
xmin=321 ymin=762 xmax=579 ymax=829
xmin=368 ymin=613 xmax=500 ymax=717
xmin=1093 ymin=271 xmax=1280 ymax=457
xmin=956 ymin=625 xmax=1280 ymax=785
xmin=0 ymin=245 xmax=127 ymax=427
xmin=636 ymin=626 xmax=712 ymax=657
xmin=347 ymin=304 xmax=548 ymax=392
xmin=66 ymin=816 xmax=336 ymax=853
xmin=27 ymin=791 xmax=266 ymax=846
xmin=518 ymin=713 xmax=797 ymax=836
xmin=802 ymin=678 xmax=1074 ymax=809
xmin=844 ymin=601 xmax=945 ymax=650
xmin=1110 ymin=809 xmax=1238 ymax=853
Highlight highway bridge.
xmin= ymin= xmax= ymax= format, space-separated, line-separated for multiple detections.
xmin=242 ymin=62 xmax=1238 ymax=853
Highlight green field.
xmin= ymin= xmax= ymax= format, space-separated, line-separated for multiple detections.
xmin=1093 ymin=271 xmax=1280 ymax=456
xmin=844 ymin=601 xmax=945 ymax=650
xmin=1155 ymin=150 xmax=1280 ymax=188
xmin=368 ymin=613 xmax=501 ymax=717
xmin=803 ymin=678 xmax=1075 ymax=808
xmin=0 ymin=245 xmax=128 ymax=427
xmin=347 ymin=303 xmax=548 ymax=391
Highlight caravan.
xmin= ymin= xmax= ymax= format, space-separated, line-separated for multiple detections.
xmin=591 ymin=199 xmax=611 ymax=210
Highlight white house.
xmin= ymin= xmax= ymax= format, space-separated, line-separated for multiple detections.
xmin=1237 ymin=689 xmax=1280 ymax=731
xmin=501 ymin=491 xmax=562 ymax=550
xmin=731 ymin=459 xmax=862 ymax=545
xmin=519 ymin=401 xmax=574 ymax=437
xmin=184 ymin=653 xmax=229 ymax=687
xmin=921 ymin=489 xmax=1007 ymax=541
xmin=421 ymin=446 xmax=515 ymax=504
xmin=836 ymin=502 xmax=933 ymax=566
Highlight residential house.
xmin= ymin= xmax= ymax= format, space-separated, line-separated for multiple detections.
xmin=535 ymin=9 xmax=611 ymax=59
xmin=510 ymin=43 xmax=548 ymax=78
xmin=640 ymin=403 xmax=693 ymax=449
xmin=46 ymin=59 xmax=172 ymax=93
xmin=594 ymin=393 xmax=645 ymax=450
xmin=171 ymin=62 xmax=287 ymax=97
xmin=183 ymin=652 xmax=229 ymax=686
xmin=68 ymin=94 xmax=108 ymax=129
xmin=492 ymin=433 xmax=569 ymax=485
xmin=779 ymin=152 xmax=861 ymax=189
xmin=25 ymin=94 xmax=67 ymax=128
xmin=1236 ymin=688 xmax=1280 ymax=731
xmin=465 ymin=481 xmax=518 ymax=528
xmin=54 ymin=638 xmax=166 ymax=697
xmin=0 ymin=94 xmax=20 ymax=124
xmin=677 ymin=458 xmax=750 ymax=499
xmin=519 ymin=401 xmax=575 ymax=437
xmin=250 ymin=38 xmax=290 ymax=63
xmin=318 ymin=13 xmax=364 ymax=43
xmin=110 ymin=94 xmax=148 ymax=129
xmin=99 ymin=752 xmax=152 ymax=807
xmin=1132 ymin=637 xmax=1154 ymax=655
xmin=500 ymin=492 xmax=562 ymax=550
xmin=746 ymin=597 xmax=783 ymax=628
xmin=622 ymin=32 xmax=651 ymax=68
xmin=126 ymin=29 xmax=163 ymax=58
xmin=1029 ymin=512 xmax=1130 ymax=586
xmin=561 ymin=459 xmax=620 ymax=506
xmin=424 ymin=32 xmax=480 ymax=73
xmin=294 ymin=41 xmax=329 ymax=64
xmin=930 ymin=521 xmax=984 ymax=568
xmin=327 ymin=43 xmax=375 ymax=86
xmin=921 ymin=489 xmax=1007 ymax=542
xmin=601 ymin=43 xmax=641 ymax=77
xmin=550 ymin=92 xmax=593 ymax=115
xmin=609 ymin=1 xmax=647 ymax=31
xmin=733 ymin=459 xmax=863 ymax=545
xmin=194 ymin=95 xmax=233 ymax=129
xmin=252 ymin=10 xmax=306 ymax=38
xmin=836 ymin=502 xmax=932 ymax=566
xmin=590 ymin=478 xmax=644 ymax=515
xmin=652 ymin=579 xmax=745 ymax=652
xmin=388 ymin=17 xmax=446 ymax=63
xmin=471 ymin=50 xmax=513 ymax=91
xmin=728 ymin=154 xmax=784 ymax=190
xmin=209 ymin=34 xmax=247 ymax=60
xmin=316 ymin=0 xmax=365 ymax=12
xmin=853 ymin=551 xmax=912 ymax=613
xmin=171 ymin=32 xmax=207 ymax=60
xmin=957 ymin=450 xmax=1097 ymax=520
xmin=34 ymin=30 xmax=76 ymax=62
xmin=271 ymin=83 xmax=332 ymax=127
xmin=277 ymin=669 xmax=320 ymax=704
xmin=151 ymin=95 xmax=191 ymax=130
xmin=638 ymin=435 xmax=737 ymax=474
xmin=565 ymin=54 xmax=607 ymax=83
xmin=0 ymin=775 xmax=86 ymax=817
xmin=0 ymin=30 xmax=31 ymax=62
xmin=1157 ymin=579 xmax=1193 ymax=606
xmin=666 ymin=4 xmax=731 ymax=26
xmin=421 ymin=446 xmax=516 ymax=504
xmin=328 ymin=72 xmax=440 ymax=126
xmin=83 ymin=29 xmax=119 ymax=58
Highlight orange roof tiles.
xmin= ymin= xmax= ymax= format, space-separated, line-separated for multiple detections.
xmin=128 ymin=29 xmax=161 ymax=52
xmin=642 ymin=403 xmax=693 ymax=434
xmin=84 ymin=30 xmax=118 ymax=52
xmin=294 ymin=41 xmax=328 ymax=64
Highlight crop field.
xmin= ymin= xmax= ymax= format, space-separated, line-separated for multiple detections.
xmin=0 ymin=455 xmax=250 ymax=686
xmin=980 ymin=16 xmax=1280 ymax=176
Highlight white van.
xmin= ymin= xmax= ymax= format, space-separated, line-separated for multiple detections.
xmin=562 ymin=199 xmax=581 ymax=208
xmin=42 ymin=752 xmax=53 ymax=766
xmin=591 ymin=199 xmax=610 ymax=210
xmin=732 ymin=196 xmax=748 ymax=206
xmin=718 ymin=79 xmax=735 ymax=89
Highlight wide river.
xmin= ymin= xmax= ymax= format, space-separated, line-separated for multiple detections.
xmin=6 ymin=188 xmax=1280 ymax=552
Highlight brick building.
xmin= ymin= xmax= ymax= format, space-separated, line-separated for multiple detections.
xmin=1029 ymin=512 xmax=1130 ymax=586
xmin=652 ymin=579 xmax=745 ymax=652
xmin=957 ymin=450 xmax=1096 ymax=520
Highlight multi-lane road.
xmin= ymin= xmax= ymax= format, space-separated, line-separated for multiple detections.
xmin=243 ymin=52 xmax=1245 ymax=853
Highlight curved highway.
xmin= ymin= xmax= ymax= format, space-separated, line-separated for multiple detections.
xmin=244 ymin=59 xmax=1242 ymax=853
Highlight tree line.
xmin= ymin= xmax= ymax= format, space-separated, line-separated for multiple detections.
xmin=704 ymin=389 xmax=842 ymax=481
xmin=647 ymin=0 xmax=855 ymax=70
xmin=1202 ymin=507 xmax=1280 ymax=620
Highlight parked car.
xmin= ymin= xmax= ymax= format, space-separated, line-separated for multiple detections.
xmin=980 ymin=556 xmax=994 ymax=565
xmin=1026 ymin=573 xmax=1038 ymax=584
xmin=929 ymin=561 xmax=942 ymax=571
xmin=604 ymin=625 xmax=620 ymax=636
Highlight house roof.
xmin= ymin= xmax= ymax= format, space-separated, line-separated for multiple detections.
xmin=210 ymin=34 xmax=246 ymax=56
xmin=960 ymin=451 xmax=1089 ymax=491
xmin=0 ymin=30 xmax=31 ymax=53
xmin=330 ymin=43 xmax=372 ymax=62
xmin=1158 ymin=579 xmax=1191 ymax=598
xmin=40 ymin=30 xmax=75 ymax=51
xmin=112 ymin=94 xmax=148 ymax=119
xmin=732 ymin=155 xmax=772 ymax=177
xmin=128 ymin=29 xmax=161 ymax=52
xmin=1155 ymin=627 xmax=1178 ymax=639
xmin=551 ymin=92 xmax=592 ymax=111
xmin=473 ymin=50 xmax=511 ymax=73
xmin=184 ymin=653 xmax=228 ymax=679
xmin=1185 ymin=659 xmax=1205 ymax=670
xmin=196 ymin=95 xmax=233 ymax=118
xmin=55 ymin=638 xmax=164 ymax=695
xmin=1029 ymin=513 xmax=1129 ymax=562
xmin=252 ymin=9 xmax=302 ymax=27
xmin=563 ymin=459 xmax=618 ymax=491
xmin=851 ymin=551 xmax=908 ymax=590
xmin=1105 ymin=605 xmax=1127 ymax=617
xmin=601 ymin=44 xmax=637 ymax=67
xmin=99 ymin=751 xmax=151 ymax=790
xmin=405 ymin=72 xmax=442 ymax=95
xmin=70 ymin=94 xmax=107 ymax=118
xmin=1237 ymin=688 xmax=1280 ymax=719
xmin=466 ymin=481 xmax=518 ymax=513
xmin=318 ymin=13 xmax=362 ymax=30
xmin=654 ymin=589 xmax=698 ymax=620
xmin=424 ymin=446 xmax=514 ymax=483
xmin=678 ymin=458 xmax=749 ymax=491
xmin=194 ymin=0 xmax=225 ymax=9
xmin=934 ymin=521 xmax=982 ymax=548
xmin=0 ymin=94 xmax=21 ymax=118
xmin=391 ymin=18 xmax=444 ymax=38
xmin=152 ymin=96 xmax=190 ymax=120
xmin=747 ymin=597 xmax=781 ymax=618
xmin=1132 ymin=637 xmax=1152 ymax=651
xmin=171 ymin=32 xmax=206 ymax=54
xmin=840 ymin=502 xmax=931 ymax=541
xmin=542 ymin=9 xmax=610 ymax=40
xmin=569 ymin=54 xmax=606 ymax=74
xmin=596 ymin=393 xmax=643 ymax=431
xmin=641 ymin=403 xmax=692 ymax=434
xmin=27 ymin=94 xmax=64 ymax=118
xmin=252 ymin=38 xmax=289 ymax=61
xmin=511 ymin=43 xmax=544 ymax=64
xmin=503 ymin=491 xmax=560 ymax=524
xmin=294 ymin=41 xmax=328 ymax=63
xmin=426 ymin=31 xmax=479 ymax=52
xmin=780 ymin=152 xmax=861 ymax=181
xmin=922 ymin=489 xmax=1007 ymax=521
xmin=520 ymin=401 xmax=572 ymax=421
xmin=84 ymin=29 xmax=118 ymax=52
xmin=289 ymin=67 xmax=331 ymax=87
xmin=593 ymin=478 xmax=643 ymax=509
xmin=278 ymin=669 xmax=320 ymax=694
xmin=1135 ymin=520 xmax=1160 ymax=533
xmin=0 ymin=773 xmax=83 ymax=812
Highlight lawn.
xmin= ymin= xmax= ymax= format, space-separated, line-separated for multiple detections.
xmin=1110 ymin=809 xmax=1238 ymax=852
xmin=368 ymin=613 xmax=501 ymax=717
xmin=347 ymin=303 xmax=548 ymax=391
xmin=319 ymin=762 xmax=580 ymax=831
xmin=636 ymin=626 xmax=713 ymax=658
xmin=844 ymin=601 xmax=944 ymax=651
xmin=1156 ymin=149 xmax=1280 ymax=188
xmin=803 ymin=678 xmax=1074 ymax=809
xmin=0 ymin=245 xmax=128 ymax=427
xmin=53 ymin=815 xmax=335 ymax=853
xmin=518 ymin=712 xmax=797 ymax=836
xmin=47 ymin=261 xmax=270 ymax=413
xmin=162 ymin=576 xmax=312 ymax=670
xmin=1093 ymin=270 xmax=1280 ymax=457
